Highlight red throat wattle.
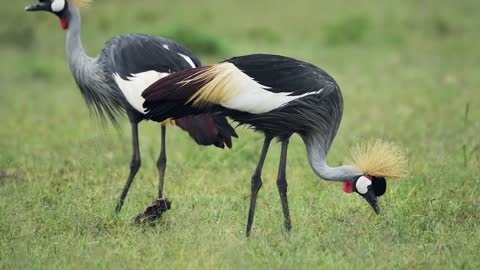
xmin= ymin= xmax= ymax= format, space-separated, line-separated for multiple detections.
xmin=343 ymin=182 xmax=354 ymax=193
xmin=60 ymin=18 xmax=69 ymax=30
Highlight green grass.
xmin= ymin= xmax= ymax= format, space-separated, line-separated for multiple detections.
xmin=1 ymin=0 xmax=479 ymax=269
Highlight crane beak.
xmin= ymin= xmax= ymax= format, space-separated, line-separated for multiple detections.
xmin=25 ymin=2 xmax=50 ymax=12
xmin=362 ymin=188 xmax=381 ymax=215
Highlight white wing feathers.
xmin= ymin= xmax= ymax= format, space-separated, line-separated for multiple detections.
xmin=114 ymin=71 xmax=170 ymax=113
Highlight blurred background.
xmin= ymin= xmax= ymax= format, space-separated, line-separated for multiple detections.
xmin=0 ymin=0 xmax=479 ymax=269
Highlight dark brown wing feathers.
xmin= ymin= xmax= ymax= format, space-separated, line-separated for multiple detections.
xmin=175 ymin=115 xmax=237 ymax=149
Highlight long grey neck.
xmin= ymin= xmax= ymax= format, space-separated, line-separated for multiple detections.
xmin=63 ymin=4 xmax=124 ymax=123
xmin=302 ymin=132 xmax=362 ymax=182
xmin=66 ymin=4 xmax=95 ymax=71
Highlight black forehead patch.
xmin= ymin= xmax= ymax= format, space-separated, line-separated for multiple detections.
xmin=372 ymin=176 xmax=387 ymax=197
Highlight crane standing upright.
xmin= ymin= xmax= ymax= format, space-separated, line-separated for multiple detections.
xmin=25 ymin=0 xmax=237 ymax=212
xmin=142 ymin=54 xmax=407 ymax=236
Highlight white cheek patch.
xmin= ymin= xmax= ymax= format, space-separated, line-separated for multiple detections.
xmin=355 ymin=176 xmax=372 ymax=195
xmin=51 ymin=0 xmax=66 ymax=13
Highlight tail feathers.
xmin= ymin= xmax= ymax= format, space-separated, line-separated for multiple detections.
xmin=175 ymin=115 xmax=237 ymax=149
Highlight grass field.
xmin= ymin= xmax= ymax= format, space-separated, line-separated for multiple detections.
xmin=1 ymin=0 xmax=479 ymax=269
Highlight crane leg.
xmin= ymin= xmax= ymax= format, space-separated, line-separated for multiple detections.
xmin=277 ymin=139 xmax=292 ymax=232
xmin=246 ymin=135 xmax=272 ymax=237
xmin=115 ymin=121 xmax=141 ymax=213
xmin=157 ymin=126 xmax=167 ymax=198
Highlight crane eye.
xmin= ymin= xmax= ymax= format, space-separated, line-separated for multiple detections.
xmin=51 ymin=0 xmax=66 ymax=13
xmin=355 ymin=176 xmax=372 ymax=195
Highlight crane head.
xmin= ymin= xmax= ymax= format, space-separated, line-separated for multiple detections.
xmin=344 ymin=175 xmax=386 ymax=214
xmin=25 ymin=0 xmax=70 ymax=30
xmin=344 ymin=139 xmax=408 ymax=214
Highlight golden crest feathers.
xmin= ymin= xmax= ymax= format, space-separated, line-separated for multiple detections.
xmin=350 ymin=139 xmax=408 ymax=179
xmin=71 ymin=0 xmax=93 ymax=8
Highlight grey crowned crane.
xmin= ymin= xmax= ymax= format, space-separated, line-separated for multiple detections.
xmin=142 ymin=54 xmax=408 ymax=236
xmin=25 ymin=0 xmax=237 ymax=213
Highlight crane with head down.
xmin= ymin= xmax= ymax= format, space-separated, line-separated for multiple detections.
xmin=25 ymin=0 xmax=237 ymax=213
xmin=141 ymin=54 xmax=408 ymax=236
